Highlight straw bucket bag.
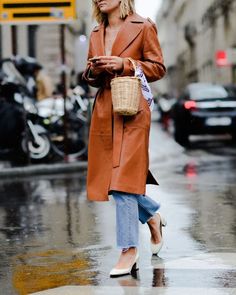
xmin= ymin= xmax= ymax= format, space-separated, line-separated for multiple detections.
xmin=111 ymin=58 xmax=141 ymax=116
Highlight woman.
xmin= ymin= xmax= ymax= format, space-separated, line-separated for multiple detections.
xmin=83 ymin=0 xmax=166 ymax=277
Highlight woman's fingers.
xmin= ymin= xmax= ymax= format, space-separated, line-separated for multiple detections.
xmin=90 ymin=56 xmax=123 ymax=72
xmin=97 ymin=56 xmax=123 ymax=71
xmin=94 ymin=62 xmax=115 ymax=71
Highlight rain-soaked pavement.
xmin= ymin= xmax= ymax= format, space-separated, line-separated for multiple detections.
xmin=0 ymin=120 xmax=236 ymax=295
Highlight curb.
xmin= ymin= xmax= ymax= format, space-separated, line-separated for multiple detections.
xmin=0 ymin=161 xmax=88 ymax=178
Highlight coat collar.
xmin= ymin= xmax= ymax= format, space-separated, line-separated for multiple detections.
xmin=92 ymin=13 xmax=145 ymax=57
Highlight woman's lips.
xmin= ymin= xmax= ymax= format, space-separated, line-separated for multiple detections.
xmin=98 ymin=1 xmax=106 ymax=8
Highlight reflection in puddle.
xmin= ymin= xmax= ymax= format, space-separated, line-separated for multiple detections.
xmin=12 ymin=249 xmax=98 ymax=295
xmin=158 ymin=269 xmax=236 ymax=288
xmin=152 ymin=268 xmax=166 ymax=287
xmin=116 ymin=275 xmax=140 ymax=291
xmin=150 ymin=253 xmax=236 ymax=289
xmin=151 ymin=256 xmax=166 ymax=287
xmin=184 ymin=162 xmax=198 ymax=179
xmin=0 ymin=174 xmax=104 ymax=294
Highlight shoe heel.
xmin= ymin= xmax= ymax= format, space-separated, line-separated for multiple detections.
xmin=131 ymin=256 xmax=139 ymax=271
xmin=132 ymin=262 xmax=139 ymax=271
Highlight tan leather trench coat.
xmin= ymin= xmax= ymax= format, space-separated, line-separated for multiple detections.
xmin=83 ymin=13 xmax=166 ymax=201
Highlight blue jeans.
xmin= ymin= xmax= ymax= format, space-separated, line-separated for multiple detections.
xmin=112 ymin=191 xmax=160 ymax=249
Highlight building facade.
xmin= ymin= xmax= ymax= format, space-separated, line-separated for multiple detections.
xmin=0 ymin=0 xmax=93 ymax=86
xmin=156 ymin=0 xmax=236 ymax=96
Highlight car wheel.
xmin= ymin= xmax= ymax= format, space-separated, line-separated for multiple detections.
xmin=174 ymin=123 xmax=189 ymax=147
xmin=231 ymin=133 xmax=236 ymax=143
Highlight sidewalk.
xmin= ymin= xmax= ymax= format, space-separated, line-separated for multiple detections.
xmin=0 ymin=161 xmax=87 ymax=178
xmin=31 ymin=285 xmax=236 ymax=295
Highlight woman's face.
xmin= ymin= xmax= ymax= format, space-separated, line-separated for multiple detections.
xmin=95 ymin=0 xmax=121 ymax=14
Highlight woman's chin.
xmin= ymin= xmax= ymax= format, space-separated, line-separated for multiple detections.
xmin=98 ymin=4 xmax=108 ymax=11
xmin=99 ymin=6 xmax=118 ymax=14
xmin=99 ymin=8 xmax=109 ymax=13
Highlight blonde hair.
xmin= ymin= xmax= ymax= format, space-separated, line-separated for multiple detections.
xmin=92 ymin=0 xmax=135 ymax=24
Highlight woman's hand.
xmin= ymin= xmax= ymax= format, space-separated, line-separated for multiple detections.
xmin=98 ymin=56 xmax=124 ymax=73
xmin=88 ymin=58 xmax=105 ymax=76
xmin=89 ymin=56 xmax=124 ymax=75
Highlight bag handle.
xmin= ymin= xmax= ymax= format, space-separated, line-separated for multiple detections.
xmin=113 ymin=57 xmax=137 ymax=77
xmin=127 ymin=58 xmax=137 ymax=75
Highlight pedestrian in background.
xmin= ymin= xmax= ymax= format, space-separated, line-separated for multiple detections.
xmin=83 ymin=0 xmax=166 ymax=277
xmin=34 ymin=65 xmax=54 ymax=101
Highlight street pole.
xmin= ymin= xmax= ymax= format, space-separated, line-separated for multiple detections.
xmin=60 ymin=24 xmax=69 ymax=163
xmin=11 ymin=25 xmax=17 ymax=55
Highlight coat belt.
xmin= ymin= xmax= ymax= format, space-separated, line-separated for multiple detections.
xmin=112 ymin=113 xmax=124 ymax=168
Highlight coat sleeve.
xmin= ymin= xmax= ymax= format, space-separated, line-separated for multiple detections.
xmin=82 ymin=34 xmax=105 ymax=88
xmin=121 ymin=21 xmax=166 ymax=82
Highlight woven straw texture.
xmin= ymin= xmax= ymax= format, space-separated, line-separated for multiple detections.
xmin=111 ymin=76 xmax=141 ymax=116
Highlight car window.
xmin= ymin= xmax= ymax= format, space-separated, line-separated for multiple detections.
xmin=189 ymin=85 xmax=228 ymax=99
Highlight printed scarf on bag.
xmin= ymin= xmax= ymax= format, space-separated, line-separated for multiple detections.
xmin=135 ymin=65 xmax=154 ymax=111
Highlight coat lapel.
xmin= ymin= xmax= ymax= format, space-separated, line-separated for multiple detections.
xmin=112 ymin=13 xmax=144 ymax=56
xmin=91 ymin=23 xmax=105 ymax=56
xmin=91 ymin=13 xmax=144 ymax=57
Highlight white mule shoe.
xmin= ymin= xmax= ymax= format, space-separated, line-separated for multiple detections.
xmin=110 ymin=251 xmax=139 ymax=278
xmin=150 ymin=212 xmax=167 ymax=255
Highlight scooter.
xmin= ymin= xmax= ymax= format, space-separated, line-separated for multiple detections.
xmin=14 ymin=56 xmax=90 ymax=160
xmin=36 ymin=85 xmax=89 ymax=160
xmin=0 ymin=58 xmax=51 ymax=161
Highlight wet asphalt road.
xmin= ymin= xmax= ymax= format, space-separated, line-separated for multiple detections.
xmin=0 ymin=120 xmax=236 ymax=295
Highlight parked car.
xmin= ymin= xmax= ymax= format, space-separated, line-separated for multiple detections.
xmin=172 ymin=82 xmax=236 ymax=146
xmin=223 ymin=84 xmax=236 ymax=97
xmin=157 ymin=94 xmax=176 ymax=131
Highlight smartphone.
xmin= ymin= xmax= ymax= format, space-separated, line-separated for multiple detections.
xmin=89 ymin=57 xmax=100 ymax=63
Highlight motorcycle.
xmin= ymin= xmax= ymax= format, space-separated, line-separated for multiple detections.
xmin=14 ymin=56 xmax=90 ymax=161
xmin=0 ymin=58 xmax=51 ymax=161
xmin=36 ymin=85 xmax=90 ymax=161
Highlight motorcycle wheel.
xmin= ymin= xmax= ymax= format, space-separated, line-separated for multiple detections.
xmin=21 ymin=133 xmax=51 ymax=160
xmin=51 ymin=136 xmax=87 ymax=160
xmin=49 ymin=113 xmax=88 ymax=160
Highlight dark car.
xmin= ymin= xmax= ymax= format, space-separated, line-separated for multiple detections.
xmin=172 ymin=82 xmax=236 ymax=146
xmin=223 ymin=84 xmax=236 ymax=97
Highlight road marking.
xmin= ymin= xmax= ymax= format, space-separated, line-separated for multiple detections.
xmin=31 ymin=286 xmax=236 ymax=295
xmin=30 ymin=253 xmax=236 ymax=294
xmin=151 ymin=253 xmax=236 ymax=270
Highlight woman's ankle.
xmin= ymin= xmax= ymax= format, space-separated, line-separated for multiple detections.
xmin=147 ymin=214 xmax=162 ymax=243
xmin=121 ymin=247 xmax=137 ymax=255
